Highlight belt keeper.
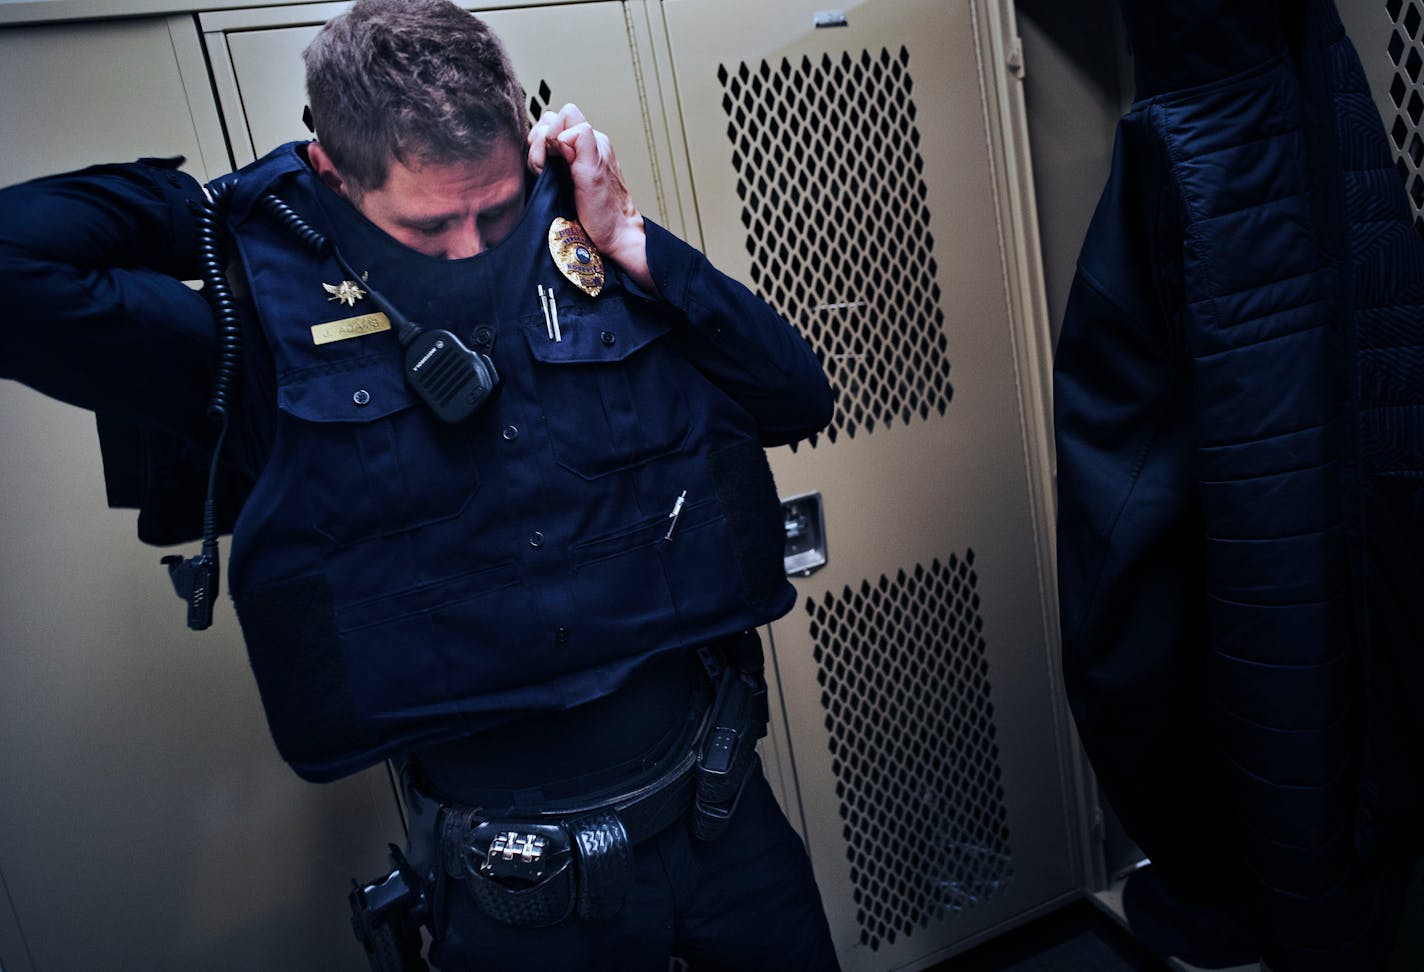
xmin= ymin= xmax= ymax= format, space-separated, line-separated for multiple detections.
xmin=569 ymin=808 xmax=635 ymax=921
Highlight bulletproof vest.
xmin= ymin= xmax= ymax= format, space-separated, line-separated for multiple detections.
xmin=216 ymin=144 xmax=791 ymax=781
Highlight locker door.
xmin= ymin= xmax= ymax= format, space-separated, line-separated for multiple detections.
xmin=660 ymin=1 xmax=1075 ymax=968
xmin=0 ymin=16 xmax=397 ymax=972
xmin=1347 ymin=0 xmax=1424 ymax=226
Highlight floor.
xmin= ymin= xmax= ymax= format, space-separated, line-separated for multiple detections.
xmin=926 ymin=855 xmax=1424 ymax=972
xmin=928 ymin=901 xmax=1168 ymax=972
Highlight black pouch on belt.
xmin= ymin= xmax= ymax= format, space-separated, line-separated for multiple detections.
xmin=693 ymin=630 xmax=770 ymax=840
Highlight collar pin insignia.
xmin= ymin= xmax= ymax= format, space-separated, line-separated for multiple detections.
xmin=323 ymin=279 xmax=367 ymax=307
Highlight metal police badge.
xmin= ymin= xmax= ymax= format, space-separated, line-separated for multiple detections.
xmin=548 ymin=217 xmax=604 ymax=297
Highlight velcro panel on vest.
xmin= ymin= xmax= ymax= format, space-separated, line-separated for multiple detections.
xmin=709 ymin=440 xmax=785 ymax=609
xmin=231 ymin=574 xmax=372 ymax=778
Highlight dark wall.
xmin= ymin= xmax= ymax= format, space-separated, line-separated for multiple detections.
xmin=1016 ymin=0 xmax=1127 ymax=346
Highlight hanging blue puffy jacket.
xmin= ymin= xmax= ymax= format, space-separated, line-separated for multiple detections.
xmin=1056 ymin=1 xmax=1424 ymax=967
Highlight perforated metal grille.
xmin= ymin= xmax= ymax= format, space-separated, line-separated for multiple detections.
xmin=807 ymin=550 xmax=1013 ymax=951
xmin=527 ymin=79 xmax=554 ymax=122
xmin=717 ymin=48 xmax=954 ymax=446
xmin=1387 ymin=0 xmax=1424 ymax=224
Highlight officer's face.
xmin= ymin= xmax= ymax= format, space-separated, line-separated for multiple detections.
xmin=346 ymin=138 xmax=527 ymax=260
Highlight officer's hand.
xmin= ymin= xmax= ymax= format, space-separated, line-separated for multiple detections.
xmin=528 ymin=103 xmax=655 ymax=293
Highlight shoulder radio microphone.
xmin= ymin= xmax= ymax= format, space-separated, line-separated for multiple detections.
xmin=260 ymin=193 xmax=501 ymax=424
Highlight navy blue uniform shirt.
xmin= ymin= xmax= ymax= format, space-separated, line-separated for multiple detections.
xmin=0 ymin=145 xmax=833 ymax=781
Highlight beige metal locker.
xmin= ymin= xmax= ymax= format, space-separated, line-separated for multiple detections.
xmin=658 ymin=1 xmax=1073 ymax=968
xmin=0 ymin=15 xmax=399 ymax=972
xmin=1340 ymin=0 xmax=1424 ymax=222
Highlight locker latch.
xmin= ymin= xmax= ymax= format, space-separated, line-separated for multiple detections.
xmin=781 ymin=492 xmax=827 ymax=577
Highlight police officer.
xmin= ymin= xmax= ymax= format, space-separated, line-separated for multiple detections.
xmin=0 ymin=0 xmax=838 ymax=968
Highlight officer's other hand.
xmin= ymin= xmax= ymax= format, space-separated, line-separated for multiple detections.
xmin=528 ymin=103 xmax=655 ymax=293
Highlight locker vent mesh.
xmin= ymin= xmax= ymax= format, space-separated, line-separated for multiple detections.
xmin=1387 ymin=0 xmax=1424 ymax=226
xmin=717 ymin=48 xmax=954 ymax=447
xmin=527 ymin=79 xmax=554 ymax=122
xmin=807 ymin=550 xmax=1013 ymax=951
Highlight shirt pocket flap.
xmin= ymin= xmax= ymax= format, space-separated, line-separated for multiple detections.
xmin=279 ymin=354 xmax=416 ymax=423
xmin=521 ymin=297 xmax=671 ymax=364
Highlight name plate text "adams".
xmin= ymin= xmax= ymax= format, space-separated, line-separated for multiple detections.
xmin=311 ymin=312 xmax=392 ymax=346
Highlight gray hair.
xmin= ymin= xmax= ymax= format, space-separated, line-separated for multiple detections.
xmin=303 ymin=0 xmax=527 ymax=193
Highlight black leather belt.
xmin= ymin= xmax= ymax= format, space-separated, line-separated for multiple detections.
xmin=433 ymin=745 xmax=700 ymax=927
xmin=402 ymin=631 xmax=768 ymax=930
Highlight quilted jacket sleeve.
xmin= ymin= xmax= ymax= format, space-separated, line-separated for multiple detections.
xmin=1055 ymin=115 xmax=1238 ymax=899
xmin=0 ymin=159 xmax=217 ymax=442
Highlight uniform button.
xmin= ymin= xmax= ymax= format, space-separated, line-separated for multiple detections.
xmin=555 ymin=626 xmax=570 ymax=644
xmin=502 ymin=425 xmax=519 ymax=441
xmin=472 ymin=325 xmax=495 ymax=349
xmin=600 ymin=330 xmax=616 ymax=346
xmin=353 ymin=389 xmax=371 ymax=406
xmin=529 ymin=531 xmax=544 ymax=548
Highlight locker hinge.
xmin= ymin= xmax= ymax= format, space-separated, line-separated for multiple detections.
xmin=1005 ymin=36 xmax=1025 ymax=80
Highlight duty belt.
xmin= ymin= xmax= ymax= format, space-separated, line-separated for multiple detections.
xmin=402 ymin=631 xmax=769 ymax=930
